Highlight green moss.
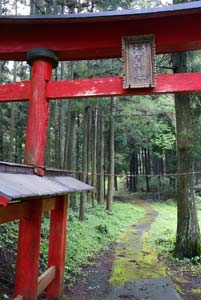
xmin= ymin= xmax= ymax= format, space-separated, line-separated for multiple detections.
xmin=109 ymin=203 xmax=166 ymax=287
xmin=191 ymin=288 xmax=201 ymax=294
xmin=172 ymin=277 xmax=188 ymax=284
xmin=173 ymin=284 xmax=185 ymax=295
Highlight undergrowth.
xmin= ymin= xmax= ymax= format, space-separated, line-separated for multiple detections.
xmin=63 ymin=201 xmax=143 ymax=282
xmin=149 ymin=198 xmax=201 ymax=275
xmin=149 ymin=200 xmax=177 ymax=255
xmin=0 ymin=200 xmax=143 ymax=288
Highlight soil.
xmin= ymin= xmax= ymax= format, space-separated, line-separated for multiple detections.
xmin=166 ymin=259 xmax=201 ymax=300
xmin=63 ymin=245 xmax=115 ymax=300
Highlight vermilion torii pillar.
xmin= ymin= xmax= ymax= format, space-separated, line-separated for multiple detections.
xmin=14 ymin=48 xmax=68 ymax=300
xmin=25 ymin=48 xmax=58 ymax=176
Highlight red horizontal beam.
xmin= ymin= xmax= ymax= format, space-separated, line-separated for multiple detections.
xmin=0 ymin=81 xmax=30 ymax=102
xmin=1 ymin=10 xmax=201 ymax=60
xmin=1 ymin=73 xmax=201 ymax=103
xmin=47 ymin=73 xmax=201 ymax=99
xmin=0 ymin=198 xmax=56 ymax=224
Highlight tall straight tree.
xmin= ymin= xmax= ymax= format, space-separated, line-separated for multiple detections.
xmin=91 ymin=107 xmax=97 ymax=206
xmin=79 ymin=107 xmax=88 ymax=221
xmin=97 ymin=105 xmax=105 ymax=205
xmin=106 ymin=97 xmax=115 ymax=213
xmin=172 ymin=0 xmax=201 ymax=259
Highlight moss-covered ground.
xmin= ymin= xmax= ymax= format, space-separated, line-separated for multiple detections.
xmin=109 ymin=202 xmax=167 ymax=286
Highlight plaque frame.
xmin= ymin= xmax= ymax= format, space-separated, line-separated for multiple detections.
xmin=122 ymin=35 xmax=156 ymax=89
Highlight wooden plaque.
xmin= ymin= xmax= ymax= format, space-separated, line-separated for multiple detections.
xmin=122 ymin=35 xmax=156 ymax=89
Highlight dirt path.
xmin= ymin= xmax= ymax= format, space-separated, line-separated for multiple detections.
xmin=64 ymin=201 xmax=180 ymax=300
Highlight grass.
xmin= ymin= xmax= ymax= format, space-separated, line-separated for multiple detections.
xmin=149 ymin=200 xmax=177 ymax=255
xmin=63 ymin=201 xmax=144 ymax=281
xmin=0 ymin=200 xmax=144 ymax=286
xmin=149 ymin=197 xmax=201 ymax=256
xmin=147 ymin=197 xmax=201 ymax=280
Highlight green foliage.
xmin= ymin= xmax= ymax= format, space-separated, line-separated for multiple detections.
xmin=149 ymin=200 xmax=177 ymax=255
xmin=0 ymin=201 xmax=143 ymax=285
xmin=64 ymin=201 xmax=143 ymax=281
xmin=148 ymin=198 xmax=201 ymax=278
xmin=152 ymin=124 xmax=175 ymax=154
xmin=0 ymin=221 xmax=18 ymax=251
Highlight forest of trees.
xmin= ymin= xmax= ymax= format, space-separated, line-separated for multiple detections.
xmin=0 ymin=0 xmax=201 ymax=259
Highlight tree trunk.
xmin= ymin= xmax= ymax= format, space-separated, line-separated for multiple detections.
xmin=64 ymin=102 xmax=72 ymax=169
xmin=173 ymin=51 xmax=201 ymax=258
xmin=129 ymin=154 xmax=134 ymax=192
xmin=144 ymin=148 xmax=150 ymax=192
xmin=79 ymin=108 xmax=88 ymax=221
xmin=87 ymin=106 xmax=92 ymax=203
xmin=96 ymin=107 xmax=101 ymax=197
xmin=97 ymin=106 xmax=105 ymax=205
xmin=129 ymin=151 xmax=137 ymax=192
xmin=91 ymin=108 xmax=97 ymax=206
xmin=114 ymin=175 xmax=118 ymax=191
xmin=76 ymin=111 xmax=81 ymax=180
xmin=106 ymin=97 xmax=115 ymax=213
xmin=68 ymin=111 xmax=77 ymax=210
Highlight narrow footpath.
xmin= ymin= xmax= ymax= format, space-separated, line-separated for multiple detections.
xmin=64 ymin=201 xmax=180 ymax=300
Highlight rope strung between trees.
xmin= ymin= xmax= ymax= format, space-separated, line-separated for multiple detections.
xmin=41 ymin=166 xmax=201 ymax=178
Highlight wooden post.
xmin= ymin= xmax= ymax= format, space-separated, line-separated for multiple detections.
xmin=14 ymin=48 xmax=58 ymax=300
xmin=46 ymin=195 xmax=68 ymax=300
xmin=14 ymin=200 xmax=42 ymax=300
xmin=25 ymin=48 xmax=58 ymax=176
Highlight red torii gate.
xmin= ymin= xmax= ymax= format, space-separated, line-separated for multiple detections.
xmin=1 ymin=1 xmax=201 ymax=300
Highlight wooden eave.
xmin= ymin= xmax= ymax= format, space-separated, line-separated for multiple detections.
xmin=0 ymin=1 xmax=201 ymax=61
xmin=0 ymin=162 xmax=94 ymax=206
xmin=1 ymin=1 xmax=201 ymax=24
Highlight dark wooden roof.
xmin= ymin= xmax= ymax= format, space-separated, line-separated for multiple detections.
xmin=0 ymin=1 xmax=201 ymax=23
xmin=0 ymin=161 xmax=72 ymax=176
xmin=0 ymin=162 xmax=94 ymax=206
xmin=0 ymin=1 xmax=201 ymax=61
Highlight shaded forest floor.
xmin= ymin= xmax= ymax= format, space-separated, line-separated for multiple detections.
xmin=64 ymin=196 xmax=201 ymax=300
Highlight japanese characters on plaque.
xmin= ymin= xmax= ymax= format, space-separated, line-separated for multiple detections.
xmin=122 ymin=35 xmax=156 ymax=89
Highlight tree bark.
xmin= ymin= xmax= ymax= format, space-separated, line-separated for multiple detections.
xmin=87 ymin=106 xmax=92 ymax=203
xmin=173 ymin=51 xmax=201 ymax=258
xmin=114 ymin=175 xmax=118 ymax=191
xmin=79 ymin=108 xmax=88 ymax=221
xmin=106 ymin=97 xmax=115 ymax=213
xmin=68 ymin=111 xmax=77 ymax=210
xmin=97 ymin=106 xmax=105 ymax=205
xmin=64 ymin=102 xmax=72 ymax=169
xmin=144 ymin=148 xmax=150 ymax=192
xmin=91 ymin=107 xmax=97 ymax=206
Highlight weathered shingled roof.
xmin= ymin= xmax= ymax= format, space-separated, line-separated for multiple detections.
xmin=0 ymin=162 xmax=94 ymax=206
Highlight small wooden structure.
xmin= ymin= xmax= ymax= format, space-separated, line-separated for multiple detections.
xmin=0 ymin=161 xmax=94 ymax=300
xmin=1 ymin=1 xmax=201 ymax=299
